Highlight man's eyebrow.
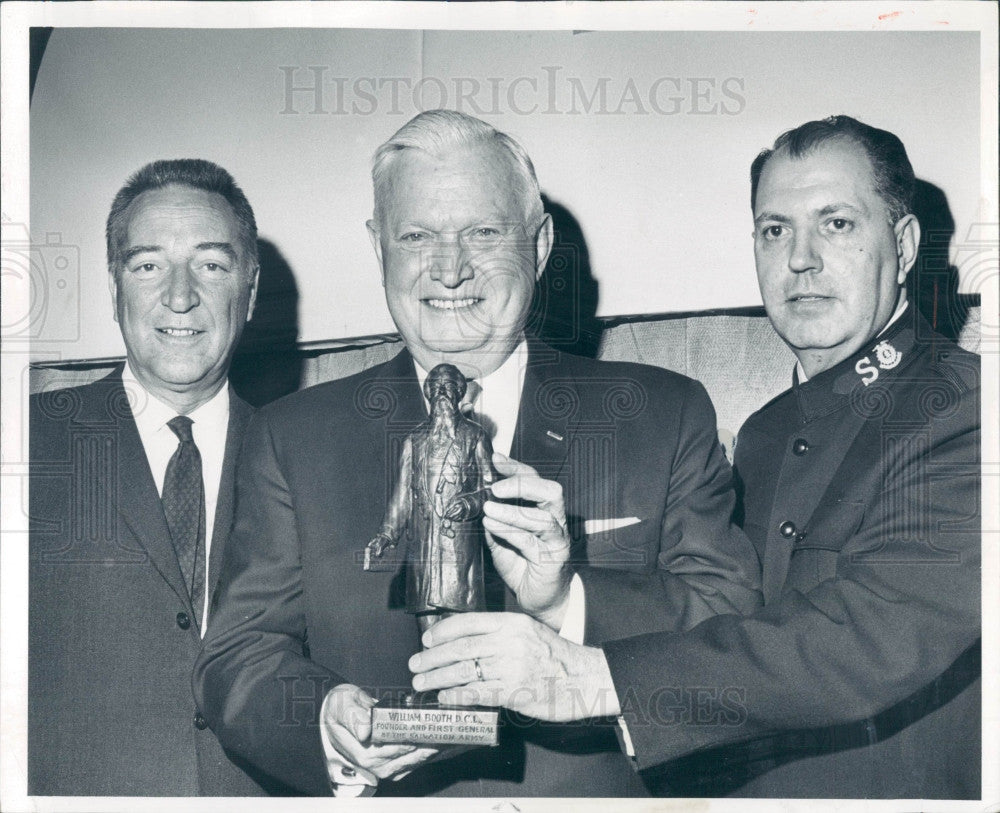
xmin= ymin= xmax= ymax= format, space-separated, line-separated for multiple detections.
xmin=195 ymin=242 xmax=238 ymax=260
xmin=817 ymin=203 xmax=863 ymax=217
xmin=123 ymin=242 xmax=238 ymax=264
xmin=753 ymin=212 xmax=791 ymax=225
xmin=122 ymin=245 xmax=162 ymax=263
xmin=753 ymin=203 xmax=864 ymax=226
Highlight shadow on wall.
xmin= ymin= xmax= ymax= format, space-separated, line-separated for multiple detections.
xmin=528 ymin=195 xmax=602 ymax=358
xmin=229 ymin=239 xmax=302 ymax=407
xmin=29 ymin=27 xmax=53 ymax=103
xmin=909 ymin=179 xmax=973 ymax=343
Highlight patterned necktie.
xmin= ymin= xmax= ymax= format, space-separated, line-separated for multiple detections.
xmin=162 ymin=416 xmax=206 ymax=630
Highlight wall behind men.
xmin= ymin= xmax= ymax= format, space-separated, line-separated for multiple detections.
xmin=28 ymin=28 xmax=982 ymax=362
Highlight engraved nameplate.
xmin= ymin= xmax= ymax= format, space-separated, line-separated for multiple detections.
xmin=371 ymin=703 xmax=499 ymax=746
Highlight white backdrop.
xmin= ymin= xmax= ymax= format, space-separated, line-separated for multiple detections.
xmin=29 ymin=27 xmax=983 ymax=360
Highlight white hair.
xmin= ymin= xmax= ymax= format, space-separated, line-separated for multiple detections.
xmin=371 ymin=109 xmax=544 ymax=228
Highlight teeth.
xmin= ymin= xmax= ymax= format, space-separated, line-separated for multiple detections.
xmin=160 ymin=328 xmax=199 ymax=336
xmin=425 ymin=298 xmax=479 ymax=310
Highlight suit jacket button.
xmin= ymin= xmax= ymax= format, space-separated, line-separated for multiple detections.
xmin=792 ymin=438 xmax=810 ymax=455
xmin=194 ymin=712 xmax=209 ymax=730
xmin=779 ymin=521 xmax=797 ymax=538
xmin=176 ymin=612 xmax=191 ymax=630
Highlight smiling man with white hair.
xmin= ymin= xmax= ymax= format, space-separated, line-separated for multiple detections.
xmin=195 ymin=109 xmax=761 ymax=798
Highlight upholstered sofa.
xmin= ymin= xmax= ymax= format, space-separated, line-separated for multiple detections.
xmin=30 ymin=305 xmax=982 ymax=459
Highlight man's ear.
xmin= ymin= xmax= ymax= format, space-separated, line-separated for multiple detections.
xmin=894 ymin=213 xmax=921 ymax=285
xmin=245 ymin=264 xmax=260 ymax=323
xmin=366 ymin=219 xmax=386 ymax=285
xmin=534 ymin=213 xmax=554 ymax=282
xmin=108 ymin=269 xmax=120 ymax=323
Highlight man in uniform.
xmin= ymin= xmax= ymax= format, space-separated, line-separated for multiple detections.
xmin=412 ymin=115 xmax=981 ymax=799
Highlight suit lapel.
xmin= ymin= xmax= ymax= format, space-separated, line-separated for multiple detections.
xmin=111 ymin=379 xmax=196 ymax=618
xmin=207 ymin=391 xmax=254 ymax=596
xmin=359 ymin=347 xmax=426 ymax=442
xmin=511 ymin=341 xmax=574 ymax=483
xmin=384 ymin=348 xmax=428 ymax=428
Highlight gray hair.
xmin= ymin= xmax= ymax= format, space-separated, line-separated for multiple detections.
xmin=371 ymin=109 xmax=544 ymax=228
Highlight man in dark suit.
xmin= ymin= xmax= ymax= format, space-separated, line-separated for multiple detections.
xmin=413 ymin=116 xmax=981 ymax=799
xmin=29 ymin=159 xmax=277 ymax=795
xmin=194 ymin=109 xmax=761 ymax=797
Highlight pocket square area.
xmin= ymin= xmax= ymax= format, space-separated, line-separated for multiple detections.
xmin=583 ymin=517 xmax=641 ymax=535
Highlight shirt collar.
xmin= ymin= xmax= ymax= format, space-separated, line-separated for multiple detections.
xmin=413 ymin=339 xmax=530 ymax=405
xmin=122 ymin=362 xmax=230 ymax=434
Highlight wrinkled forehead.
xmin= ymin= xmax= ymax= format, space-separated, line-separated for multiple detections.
xmin=382 ymin=143 xmax=530 ymax=224
xmin=125 ymin=185 xmax=234 ymax=227
xmin=121 ymin=184 xmax=253 ymax=264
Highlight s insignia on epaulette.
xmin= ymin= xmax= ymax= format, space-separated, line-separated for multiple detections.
xmin=855 ymin=356 xmax=879 ymax=386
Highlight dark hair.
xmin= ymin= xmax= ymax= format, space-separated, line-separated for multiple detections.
xmin=750 ymin=115 xmax=915 ymax=224
xmin=106 ymin=158 xmax=258 ymax=274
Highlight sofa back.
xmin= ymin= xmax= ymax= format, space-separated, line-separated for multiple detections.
xmin=29 ymin=306 xmax=982 ymax=454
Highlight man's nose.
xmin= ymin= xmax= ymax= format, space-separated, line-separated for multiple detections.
xmin=162 ymin=265 xmax=200 ymax=312
xmin=428 ymin=238 xmax=475 ymax=288
xmin=788 ymin=230 xmax=823 ymax=274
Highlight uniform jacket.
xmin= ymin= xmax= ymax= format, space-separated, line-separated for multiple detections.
xmin=194 ymin=342 xmax=761 ymax=797
xmin=603 ymin=310 xmax=981 ymax=799
xmin=28 ymin=372 xmax=278 ymax=796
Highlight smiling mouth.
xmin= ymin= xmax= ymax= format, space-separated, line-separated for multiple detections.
xmin=157 ymin=327 xmax=204 ymax=337
xmin=423 ymin=298 xmax=482 ymax=311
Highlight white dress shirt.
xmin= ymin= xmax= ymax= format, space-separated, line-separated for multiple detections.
xmin=322 ymin=340 xmax=587 ymax=793
xmin=122 ymin=363 xmax=230 ymax=634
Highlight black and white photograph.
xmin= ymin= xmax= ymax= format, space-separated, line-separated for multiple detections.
xmin=1 ymin=2 xmax=997 ymax=811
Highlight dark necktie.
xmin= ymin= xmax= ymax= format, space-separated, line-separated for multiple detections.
xmin=162 ymin=416 xmax=206 ymax=630
xmin=460 ymin=380 xmax=496 ymax=439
